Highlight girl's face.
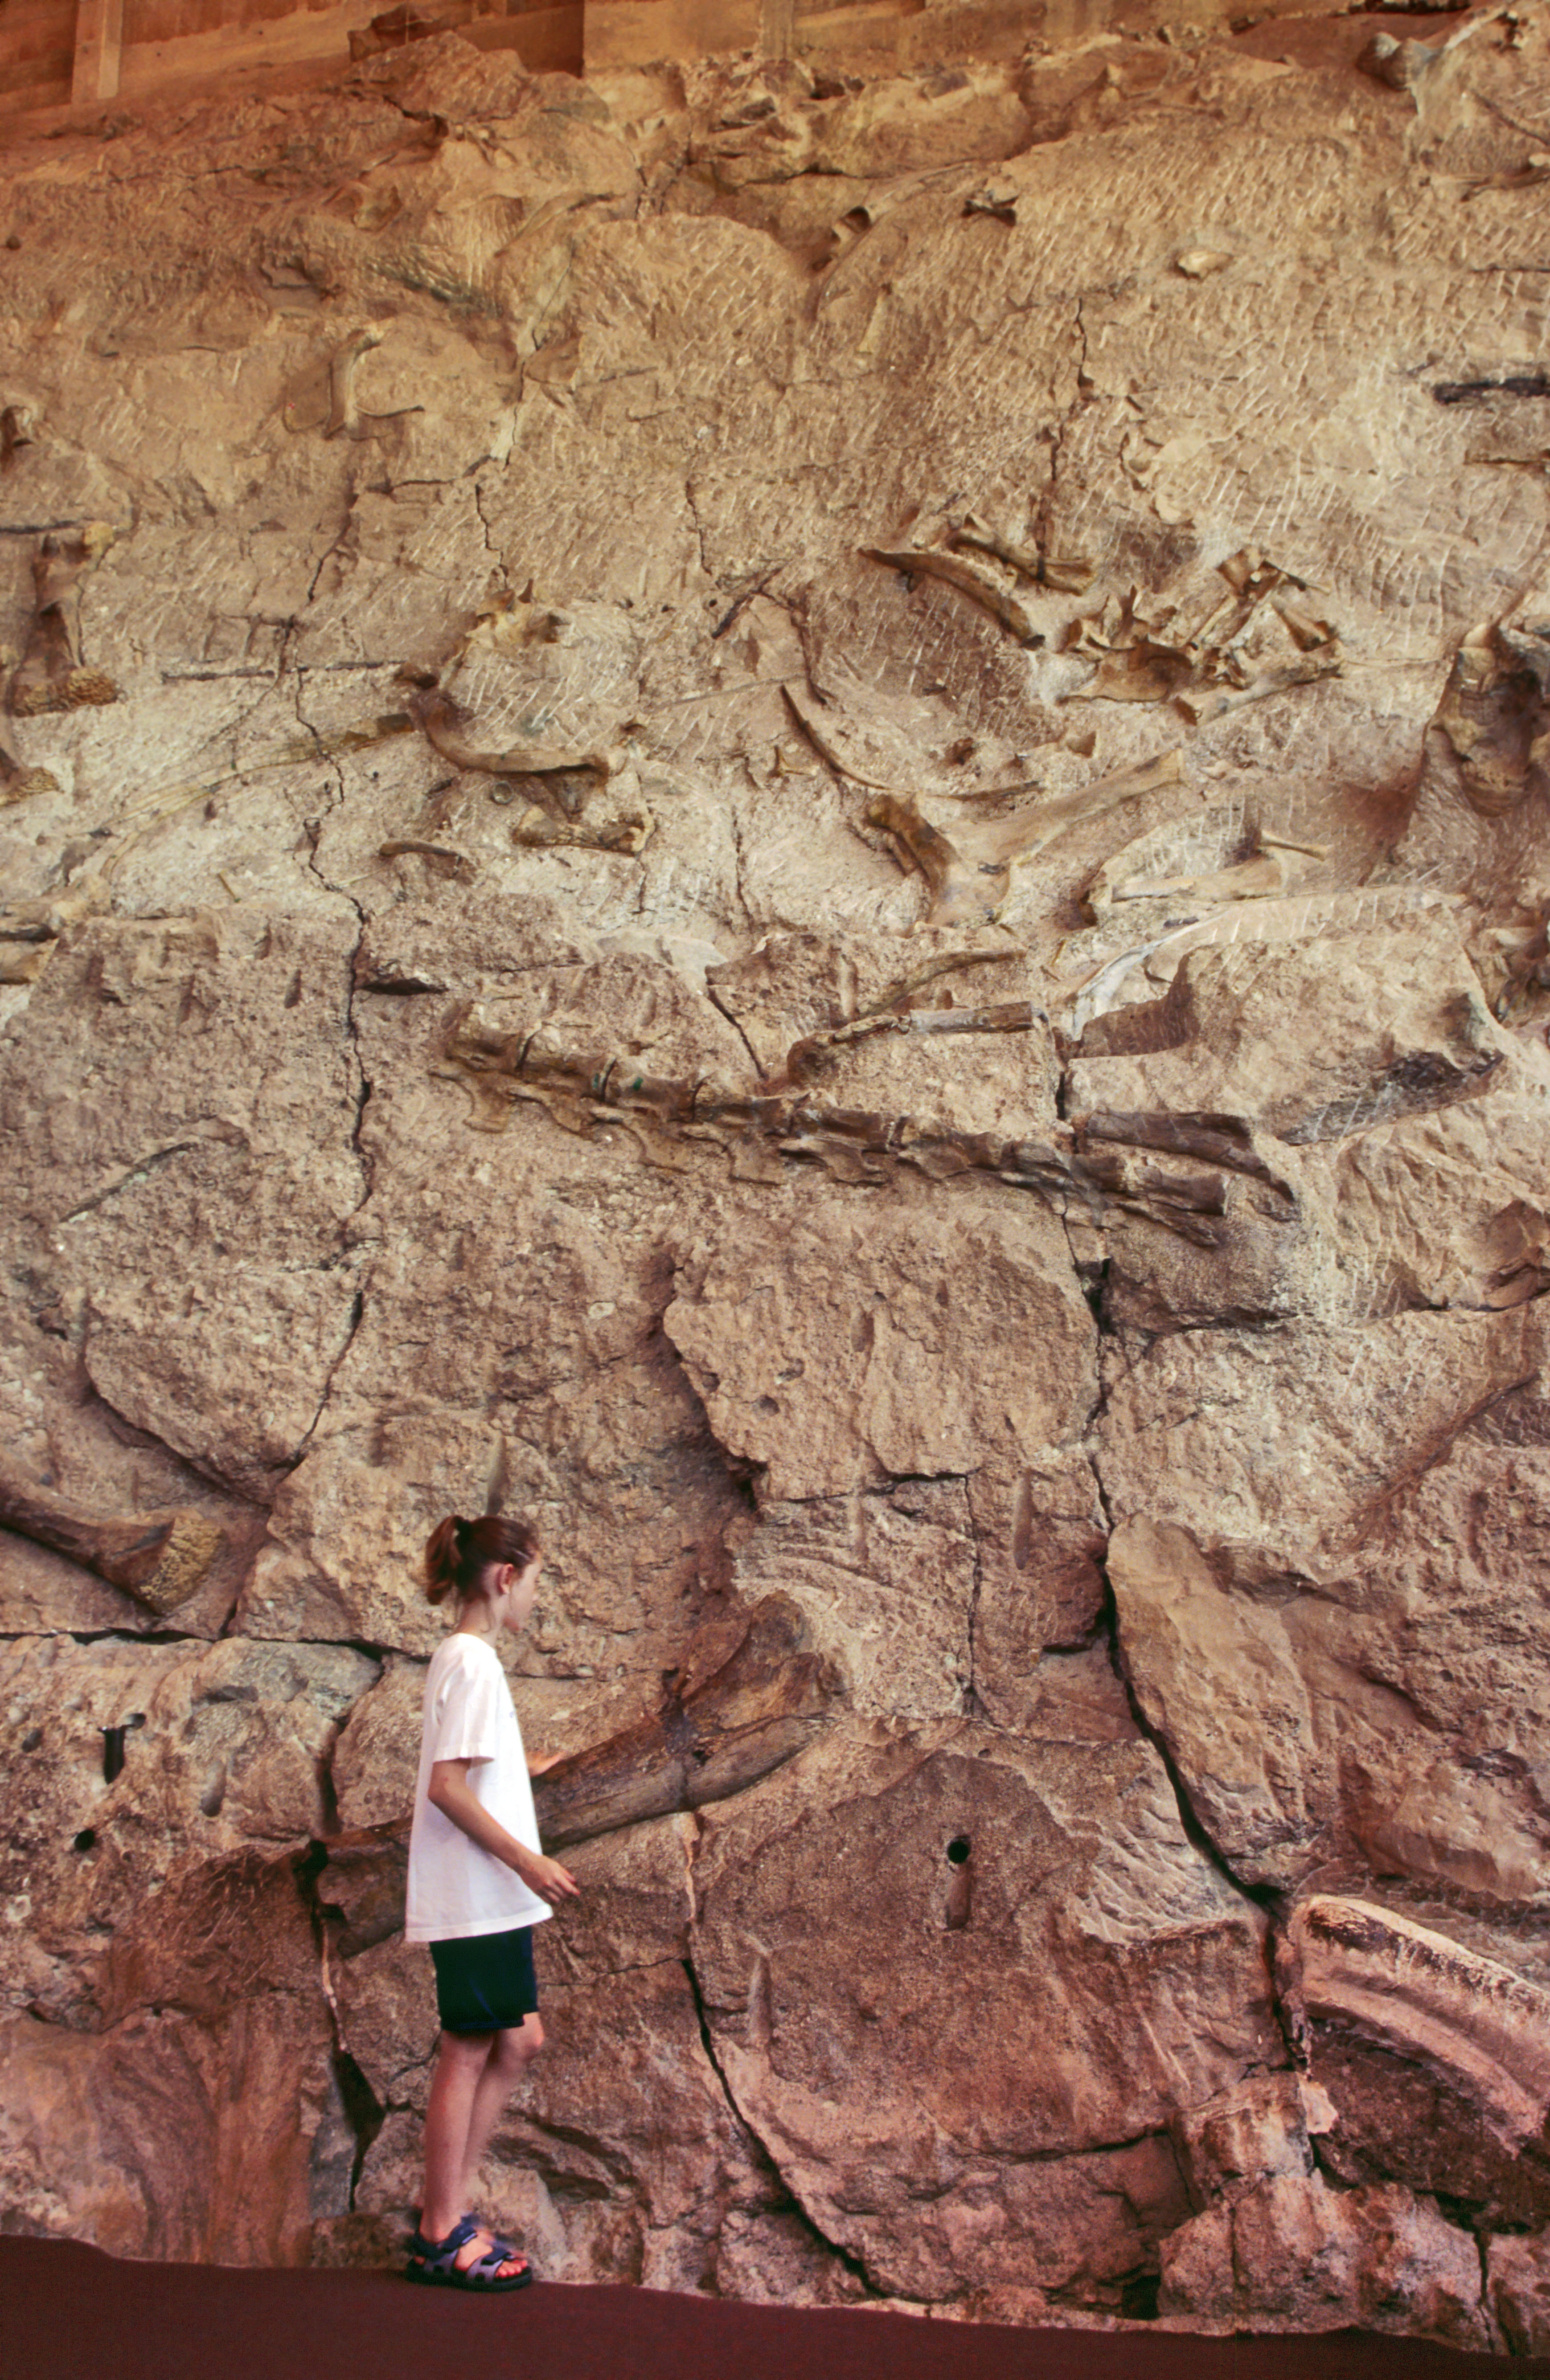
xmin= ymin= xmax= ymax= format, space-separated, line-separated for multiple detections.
xmin=496 ymin=1555 xmax=541 ymax=1635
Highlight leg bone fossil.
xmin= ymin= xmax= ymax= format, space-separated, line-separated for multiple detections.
xmin=6 ymin=524 xmax=120 ymax=717
xmin=0 ymin=1447 xmax=222 ymax=1617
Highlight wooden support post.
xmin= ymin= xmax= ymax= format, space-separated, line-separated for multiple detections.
xmin=760 ymin=0 xmax=796 ymax=57
xmin=72 ymin=0 xmax=124 ymax=107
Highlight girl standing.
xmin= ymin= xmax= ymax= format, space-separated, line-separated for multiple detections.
xmin=403 ymin=1513 xmax=581 ymax=2290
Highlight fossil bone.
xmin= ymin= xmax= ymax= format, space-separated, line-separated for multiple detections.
xmin=378 ymin=839 xmax=476 ymax=880
xmin=0 ymin=883 xmax=107 ymax=981
xmin=6 ymin=523 xmax=120 ymax=717
xmin=510 ymin=800 xmax=653 ymax=854
xmin=405 ymin=681 xmax=625 ymax=781
xmin=950 ymin=514 xmax=1097 ymax=594
xmin=1110 ymin=849 xmax=1289 ymax=905
xmin=532 ymin=1596 xmax=841 ymax=1850
xmin=863 ymin=542 xmax=1045 ymax=646
xmin=324 ymin=322 xmax=384 ymax=438
xmin=0 ymin=1446 xmax=222 ymax=1616
xmin=866 ymin=747 xmax=1184 ymax=926
xmin=1067 ymin=549 xmax=1339 ymax=716
xmin=865 ymin=792 xmax=998 ymax=926
xmin=0 ymin=401 xmax=38 ymax=470
xmin=436 ymin=994 xmax=1259 ymax=1250
xmin=1177 ymin=648 xmax=1343 ymax=723
xmin=0 ymin=719 xmax=58 ymax=804
xmin=1431 ymin=616 xmax=1550 ymax=815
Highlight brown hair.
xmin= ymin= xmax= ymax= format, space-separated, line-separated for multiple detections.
xmin=424 ymin=1513 xmax=541 ymax=1607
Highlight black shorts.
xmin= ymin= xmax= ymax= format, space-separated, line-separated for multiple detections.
xmin=430 ymin=1926 xmax=539 ymax=2035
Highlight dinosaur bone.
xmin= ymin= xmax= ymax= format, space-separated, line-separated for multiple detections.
xmin=0 ymin=1446 xmax=222 ymax=1616
xmin=7 ymin=524 xmax=120 ymax=717
xmin=867 ymin=747 xmax=1184 ymax=926
xmin=324 ymin=323 xmax=385 ymax=439
xmin=863 ymin=543 xmax=1044 ymax=646
xmin=437 ymin=1001 xmax=1269 ymax=1249
xmin=0 ymin=403 xmax=38 ymax=471
xmin=0 ymin=720 xmax=58 ymax=805
xmin=533 ymin=1595 xmax=840 ymax=1849
xmin=1431 ymin=617 xmax=1550 ymax=815
xmin=865 ymin=792 xmax=1000 ymax=927
xmin=0 ymin=883 xmax=107 ymax=981
xmin=950 ymin=514 xmax=1096 ymax=594
xmin=406 ymin=682 xmax=624 ymax=780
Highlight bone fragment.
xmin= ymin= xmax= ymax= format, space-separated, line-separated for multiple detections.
xmin=1432 ymin=618 xmax=1550 ymax=815
xmin=324 ymin=323 xmax=385 ymax=439
xmin=0 ymin=882 xmax=107 ymax=979
xmin=0 ymin=402 xmax=38 ymax=470
xmin=511 ymin=805 xmax=653 ymax=855
xmin=1110 ymin=850 xmax=1288 ymax=904
xmin=407 ymin=683 xmax=623 ymax=780
xmin=378 ymin=839 xmax=476 ymax=880
xmin=0 ymin=1446 xmax=222 ymax=1616
xmin=1173 ymin=248 xmax=1233 ymax=278
xmin=533 ymin=1596 xmax=839 ymax=1849
xmin=0 ymin=720 xmax=58 ymax=804
xmin=1287 ymin=1896 xmax=1550 ymax=2150
xmin=7 ymin=523 xmax=120 ymax=718
xmin=964 ymin=183 xmax=1018 ymax=222
xmin=863 ymin=544 xmax=1045 ymax=645
xmin=1260 ymin=831 xmax=1330 ymax=860
xmin=951 ymin=515 xmax=1097 ymax=594
xmin=1177 ymin=645 xmax=1342 ymax=723
xmin=865 ymin=792 xmax=1001 ymax=926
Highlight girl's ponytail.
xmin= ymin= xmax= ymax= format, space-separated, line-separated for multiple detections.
xmin=423 ymin=1516 xmax=466 ymax=1606
xmin=423 ymin=1512 xmax=541 ymax=1605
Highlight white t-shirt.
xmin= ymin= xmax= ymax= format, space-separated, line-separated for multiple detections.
xmin=405 ymin=1632 xmax=554 ymax=1944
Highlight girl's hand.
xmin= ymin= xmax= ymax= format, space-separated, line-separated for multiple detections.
xmin=527 ymin=1750 xmax=566 ymax=1777
xmin=523 ymin=1851 xmax=582 ymax=1900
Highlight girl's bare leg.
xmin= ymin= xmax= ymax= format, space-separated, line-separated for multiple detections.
xmin=460 ymin=2014 xmax=544 ymax=2207
xmin=419 ymin=2018 xmax=543 ymax=2274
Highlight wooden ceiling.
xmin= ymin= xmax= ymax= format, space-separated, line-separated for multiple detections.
xmin=2 ymin=0 xmax=1314 ymax=130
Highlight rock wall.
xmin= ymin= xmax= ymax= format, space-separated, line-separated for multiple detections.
xmin=3 ymin=4 xmax=1550 ymax=2340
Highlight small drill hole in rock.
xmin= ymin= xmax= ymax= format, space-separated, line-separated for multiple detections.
xmin=73 ymin=1828 xmax=97 ymax=1852
xmin=946 ymin=1836 xmax=971 ymax=1865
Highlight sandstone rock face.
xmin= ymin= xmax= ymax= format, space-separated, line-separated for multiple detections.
xmin=4 ymin=3 xmax=1550 ymax=2344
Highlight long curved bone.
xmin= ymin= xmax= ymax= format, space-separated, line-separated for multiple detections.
xmin=0 ymin=1447 xmax=222 ymax=1616
xmin=324 ymin=323 xmax=384 ymax=440
xmin=406 ymin=683 xmax=624 ymax=781
xmin=863 ymin=543 xmax=1044 ymax=646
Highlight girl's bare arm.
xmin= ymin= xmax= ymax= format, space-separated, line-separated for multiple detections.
xmin=427 ymin=1757 xmax=581 ymax=1898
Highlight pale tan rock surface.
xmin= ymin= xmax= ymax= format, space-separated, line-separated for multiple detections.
xmin=3 ymin=2 xmax=1550 ymax=2343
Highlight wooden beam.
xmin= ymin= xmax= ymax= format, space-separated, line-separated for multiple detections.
xmin=761 ymin=0 xmax=795 ymax=55
xmin=71 ymin=0 xmax=123 ymax=105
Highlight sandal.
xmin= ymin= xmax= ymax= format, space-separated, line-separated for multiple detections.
xmin=405 ymin=2213 xmax=533 ymax=2291
xmin=463 ymin=2213 xmax=523 ymax=2265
